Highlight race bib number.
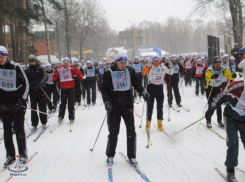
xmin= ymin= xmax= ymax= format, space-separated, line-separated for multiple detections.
xmin=133 ymin=64 xmax=141 ymax=73
xmin=0 ymin=69 xmax=17 ymax=91
xmin=111 ymin=68 xmax=131 ymax=91
xmin=231 ymin=91 xmax=245 ymax=116
xmin=196 ymin=67 xmax=204 ymax=74
xmin=47 ymin=73 xmax=54 ymax=84
xmin=209 ymin=70 xmax=223 ymax=87
xmin=99 ymin=67 xmax=104 ymax=74
xmin=151 ymin=67 xmax=163 ymax=85
xmin=87 ymin=68 xmax=95 ymax=77
xmin=58 ymin=67 xmax=73 ymax=82
xmin=231 ymin=65 xmax=236 ymax=72
xmin=173 ymin=64 xmax=179 ymax=74
xmin=185 ymin=61 xmax=192 ymax=69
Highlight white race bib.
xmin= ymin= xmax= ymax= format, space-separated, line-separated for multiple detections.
xmin=185 ymin=60 xmax=192 ymax=69
xmin=47 ymin=73 xmax=54 ymax=84
xmin=99 ymin=67 xmax=104 ymax=74
xmin=173 ymin=64 xmax=179 ymax=74
xmin=209 ymin=70 xmax=223 ymax=87
xmin=231 ymin=91 xmax=245 ymax=116
xmin=87 ymin=68 xmax=95 ymax=77
xmin=231 ymin=64 xmax=236 ymax=73
xmin=0 ymin=69 xmax=17 ymax=91
xmin=151 ymin=67 xmax=164 ymax=85
xmin=133 ymin=64 xmax=141 ymax=73
xmin=58 ymin=67 xmax=73 ymax=82
xmin=196 ymin=67 xmax=204 ymax=74
xmin=111 ymin=68 xmax=131 ymax=91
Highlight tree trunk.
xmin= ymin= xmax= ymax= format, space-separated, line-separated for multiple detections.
xmin=56 ymin=21 xmax=61 ymax=61
xmin=229 ymin=0 xmax=243 ymax=43
xmin=40 ymin=0 xmax=51 ymax=63
xmin=64 ymin=0 xmax=71 ymax=60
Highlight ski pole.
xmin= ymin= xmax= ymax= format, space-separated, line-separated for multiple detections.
xmin=139 ymin=101 xmax=145 ymax=128
xmin=90 ymin=113 xmax=107 ymax=151
xmin=41 ymin=88 xmax=57 ymax=109
xmin=174 ymin=117 xmax=205 ymax=135
xmin=22 ymin=106 xmax=58 ymax=118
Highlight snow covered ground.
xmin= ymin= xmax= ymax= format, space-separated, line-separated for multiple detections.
xmin=0 ymin=82 xmax=245 ymax=182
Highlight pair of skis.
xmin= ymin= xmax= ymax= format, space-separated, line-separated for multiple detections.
xmin=108 ymin=152 xmax=151 ymax=182
xmin=26 ymin=125 xmax=49 ymax=142
xmin=50 ymin=122 xmax=74 ymax=133
xmin=166 ymin=105 xmax=190 ymax=113
xmin=215 ymin=167 xmax=245 ymax=181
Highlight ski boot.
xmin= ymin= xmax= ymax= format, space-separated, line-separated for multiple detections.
xmin=70 ymin=120 xmax=74 ymax=124
xmin=19 ymin=156 xmax=28 ymax=165
xmin=4 ymin=157 xmax=15 ymax=168
xmin=78 ymin=102 xmax=81 ymax=106
xmin=157 ymin=119 xmax=164 ymax=131
xmin=52 ymin=108 xmax=56 ymax=113
xmin=227 ymin=172 xmax=238 ymax=182
xmin=206 ymin=120 xmax=212 ymax=128
xmin=41 ymin=124 xmax=47 ymax=132
xmin=31 ymin=126 xmax=37 ymax=133
xmin=177 ymin=104 xmax=182 ymax=107
xmin=107 ymin=157 xmax=113 ymax=165
xmin=145 ymin=121 xmax=151 ymax=131
xmin=169 ymin=104 xmax=172 ymax=108
xmin=48 ymin=110 xmax=52 ymax=114
xmin=218 ymin=121 xmax=224 ymax=128
xmin=129 ymin=158 xmax=138 ymax=166
xmin=58 ymin=117 xmax=63 ymax=123
xmin=12 ymin=127 xmax=16 ymax=134
xmin=92 ymin=102 xmax=95 ymax=106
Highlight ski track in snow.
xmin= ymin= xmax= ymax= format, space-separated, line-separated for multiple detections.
xmin=0 ymin=81 xmax=245 ymax=182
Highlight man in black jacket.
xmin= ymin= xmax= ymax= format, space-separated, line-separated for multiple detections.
xmin=25 ymin=55 xmax=48 ymax=132
xmin=0 ymin=46 xmax=29 ymax=166
xmin=231 ymin=43 xmax=240 ymax=71
xmin=101 ymin=56 xmax=149 ymax=165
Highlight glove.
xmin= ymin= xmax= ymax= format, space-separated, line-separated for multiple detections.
xmin=211 ymin=73 xmax=219 ymax=79
xmin=104 ymin=101 xmax=112 ymax=112
xmin=15 ymin=99 xmax=26 ymax=110
xmin=232 ymin=73 xmax=237 ymax=78
xmin=142 ymin=91 xmax=150 ymax=101
xmin=38 ymin=82 xmax=45 ymax=88
xmin=83 ymin=74 xmax=86 ymax=79
xmin=239 ymin=73 xmax=242 ymax=78
xmin=146 ymin=61 xmax=152 ymax=68
xmin=53 ymin=80 xmax=58 ymax=85
xmin=168 ymin=61 xmax=173 ymax=68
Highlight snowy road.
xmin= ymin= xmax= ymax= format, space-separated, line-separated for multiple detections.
xmin=0 ymin=84 xmax=244 ymax=182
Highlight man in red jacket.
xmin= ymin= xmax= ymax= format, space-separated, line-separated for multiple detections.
xmin=53 ymin=57 xmax=83 ymax=123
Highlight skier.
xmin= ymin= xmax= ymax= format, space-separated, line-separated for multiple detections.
xmin=45 ymin=63 xmax=58 ymax=113
xmin=205 ymin=56 xmax=235 ymax=128
xmin=132 ymin=57 xmax=144 ymax=102
xmin=127 ymin=58 xmax=133 ymax=66
xmin=80 ymin=60 xmax=87 ymax=103
xmin=25 ymin=55 xmax=48 ymax=132
xmin=194 ymin=58 xmax=207 ymax=96
xmin=98 ymin=62 xmax=105 ymax=92
xmin=183 ymin=55 xmax=193 ymax=86
xmin=0 ymin=46 xmax=29 ymax=166
xmin=142 ymin=56 xmax=171 ymax=131
xmin=230 ymin=57 xmax=236 ymax=74
xmin=205 ymin=59 xmax=245 ymax=182
xmin=73 ymin=59 xmax=83 ymax=105
xmin=53 ymin=57 xmax=83 ymax=123
xmin=165 ymin=54 xmax=184 ymax=107
xmin=84 ymin=60 xmax=98 ymax=106
xmin=101 ymin=56 xmax=149 ymax=165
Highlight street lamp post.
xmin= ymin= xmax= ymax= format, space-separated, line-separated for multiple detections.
xmin=128 ymin=20 xmax=136 ymax=58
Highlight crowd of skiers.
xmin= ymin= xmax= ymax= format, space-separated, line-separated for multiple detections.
xmin=0 ymin=42 xmax=245 ymax=182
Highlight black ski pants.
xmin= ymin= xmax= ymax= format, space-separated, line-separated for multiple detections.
xmin=166 ymin=79 xmax=181 ymax=105
xmin=30 ymin=89 xmax=47 ymax=127
xmin=195 ymin=77 xmax=205 ymax=95
xmin=206 ymin=86 xmax=222 ymax=123
xmin=224 ymin=117 xmax=245 ymax=169
xmin=86 ymin=80 xmax=96 ymax=104
xmin=58 ymin=88 xmax=75 ymax=120
xmin=2 ymin=106 xmax=27 ymax=159
xmin=46 ymin=84 xmax=58 ymax=111
xmin=146 ymin=84 xmax=164 ymax=121
xmin=185 ymin=70 xmax=192 ymax=86
xmin=106 ymin=106 xmax=136 ymax=159
xmin=81 ymin=80 xmax=87 ymax=99
xmin=74 ymin=79 xmax=82 ymax=103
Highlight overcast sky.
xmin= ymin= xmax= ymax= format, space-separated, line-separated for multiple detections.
xmin=101 ymin=0 xmax=197 ymax=32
